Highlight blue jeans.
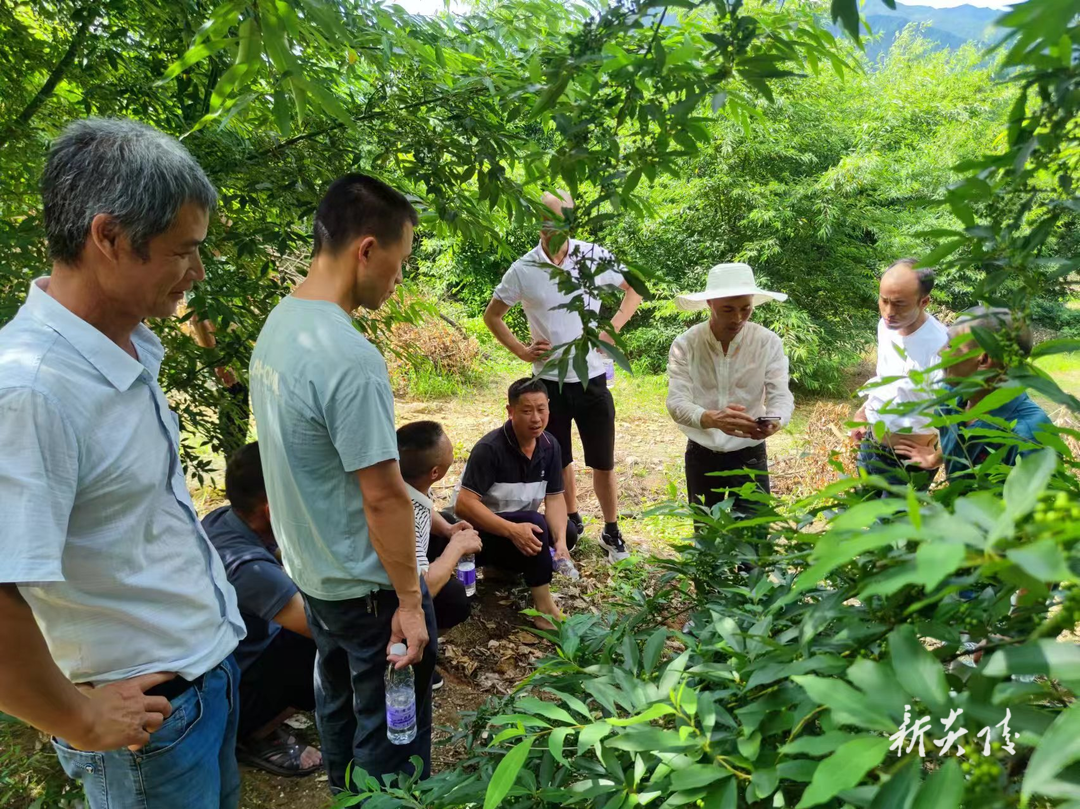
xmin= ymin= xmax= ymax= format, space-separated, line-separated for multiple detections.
xmin=53 ymin=657 xmax=240 ymax=809
xmin=304 ymin=584 xmax=438 ymax=793
xmin=857 ymin=437 xmax=938 ymax=492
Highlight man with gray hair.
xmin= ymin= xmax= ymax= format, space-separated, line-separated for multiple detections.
xmin=894 ymin=306 xmax=1052 ymax=479
xmin=0 ymin=118 xmax=245 ymax=809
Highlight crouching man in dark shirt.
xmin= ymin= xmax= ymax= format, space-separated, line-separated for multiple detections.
xmin=452 ymin=378 xmax=579 ymax=630
xmin=203 ymin=443 xmax=322 ymax=777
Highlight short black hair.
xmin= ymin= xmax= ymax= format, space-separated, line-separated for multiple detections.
xmin=953 ymin=306 xmax=1033 ymax=357
xmin=312 ymin=173 xmax=419 ymax=256
xmin=225 ymin=442 xmax=266 ymax=514
xmin=887 ymin=257 xmax=935 ymax=297
xmin=508 ymin=377 xmax=549 ymax=405
xmin=396 ymin=421 xmax=448 ymax=480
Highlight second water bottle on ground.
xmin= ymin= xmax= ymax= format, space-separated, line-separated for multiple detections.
xmin=456 ymin=553 xmax=476 ymax=596
xmin=549 ymin=546 xmax=581 ymax=580
xmin=385 ymin=642 xmax=416 ymax=745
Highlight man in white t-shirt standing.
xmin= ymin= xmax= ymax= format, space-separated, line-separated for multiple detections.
xmin=851 ymin=258 xmax=949 ymax=488
xmin=483 ymin=192 xmax=642 ymax=562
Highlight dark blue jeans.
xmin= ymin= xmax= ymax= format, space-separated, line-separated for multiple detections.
xmin=53 ymin=657 xmax=240 ymax=809
xmin=857 ymin=437 xmax=938 ymax=492
xmin=303 ymin=584 xmax=438 ymax=793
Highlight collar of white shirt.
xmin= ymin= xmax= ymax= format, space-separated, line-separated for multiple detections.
xmin=25 ymin=277 xmax=164 ymax=390
xmin=405 ymin=482 xmax=434 ymax=510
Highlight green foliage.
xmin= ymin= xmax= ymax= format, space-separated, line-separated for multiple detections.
xmin=597 ymin=32 xmax=1013 ymax=389
xmin=416 ymin=29 xmax=1015 ymax=391
xmin=0 ymin=714 xmax=74 ymax=808
xmin=1 ymin=0 xmax=877 ymax=458
xmin=1031 ymin=298 xmax=1080 ymax=339
xmin=930 ymin=0 xmax=1080 ymax=392
xmin=331 ymin=441 xmax=1080 ymax=809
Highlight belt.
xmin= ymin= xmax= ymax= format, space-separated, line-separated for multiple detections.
xmin=145 ymin=672 xmax=206 ymax=702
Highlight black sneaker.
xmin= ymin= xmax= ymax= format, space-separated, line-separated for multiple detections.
xmin=598 ymin=527 xmax=630 ymax=563
xmin=569 ymin=513 xmax=585 ymax=537
xmin=431 ymin=669 xmax=444 ymax=691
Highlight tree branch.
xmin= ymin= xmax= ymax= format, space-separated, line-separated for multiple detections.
xmin=0 ymin=10 xmax=94 ymax=149
xmin=252 ymin=87 xmax=486 ymax=159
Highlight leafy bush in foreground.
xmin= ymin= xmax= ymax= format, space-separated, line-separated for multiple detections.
xmin=335 ymin=440 xmax=1080 ymax=808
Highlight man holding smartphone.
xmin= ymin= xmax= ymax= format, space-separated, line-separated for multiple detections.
xmin=666 ymin=263 xmax=794 ymax=516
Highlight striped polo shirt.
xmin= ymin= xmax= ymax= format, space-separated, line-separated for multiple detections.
xmin=455 ymin=421 xmax=565 ymax=515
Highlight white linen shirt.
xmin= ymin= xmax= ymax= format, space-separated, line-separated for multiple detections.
xmin=861 ymin=316 xmax=948 ymax=436
xmin=666 ymin=321 xmax=795 ymax=453
xmin=0 ymin=279 xmax=244 ymax=685
xmin=494 ymin=239 xmax=625 ymax=383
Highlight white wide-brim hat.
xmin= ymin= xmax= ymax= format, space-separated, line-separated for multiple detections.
xmin=675 ymin=263 xmax=787 ymax=311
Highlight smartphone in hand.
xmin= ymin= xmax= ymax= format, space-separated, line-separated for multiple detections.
xmin=756 ymin=416 xmax=781 ymax=425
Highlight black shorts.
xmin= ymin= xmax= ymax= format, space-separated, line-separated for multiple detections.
xmin=543 ymin=374 xmax=616 ymax=471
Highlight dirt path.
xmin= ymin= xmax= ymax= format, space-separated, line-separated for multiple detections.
xmin=238 ymin=371 xmax=835 ymax=807
xmin=2 ymin=369 xmax=850 ymax=809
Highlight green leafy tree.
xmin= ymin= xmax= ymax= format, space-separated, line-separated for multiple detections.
xmin=1 ymin=0 xmax=862 ymax=462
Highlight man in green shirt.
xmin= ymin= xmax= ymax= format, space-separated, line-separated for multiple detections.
xmin=250 ymin=174 xmax=433 ymax=792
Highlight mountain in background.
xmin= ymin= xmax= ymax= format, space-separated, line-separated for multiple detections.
xmin=838 ymin=2 xmax=1004 ymax=59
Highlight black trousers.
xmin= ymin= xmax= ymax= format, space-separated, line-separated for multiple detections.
xmin=426 ymin=533 xmax=473 ymax=632
xmin=685 ymin=440 xmax=770 ymax=517
xmin=303 ymin=584 xmax=438 ymax=790
xmin=475 ymin=511 xmax=579 ymax=588
xmin=238 ymin=627 xmax=317 ymax=740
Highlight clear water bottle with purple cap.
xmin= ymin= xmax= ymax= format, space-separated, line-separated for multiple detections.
xmin=456 ymin=553 xmax=476 ymax=596
xmin=385 ymin=643 xmax=416 ymax=745
xmin=550 ymin=546 xmax=581 ymax=580
xmin=604 ymin=358 xmax=616 ymax=387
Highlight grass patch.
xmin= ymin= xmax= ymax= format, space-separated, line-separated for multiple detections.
xmin=611 ymin=371 xmax=670 ymax=420
xmin=623 ymin=511 xmax=693 ymax=547
xmin=1034 ymin=351 xmax=1080 ymax=383
xmin=1033 ymin=351 xmax=1080 ymax=416
xmin=0 ymin=716 xmax=73 ymax=808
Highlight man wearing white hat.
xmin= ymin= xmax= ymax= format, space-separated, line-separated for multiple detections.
xmin=666 ymin=263 xmax=794 ymax=515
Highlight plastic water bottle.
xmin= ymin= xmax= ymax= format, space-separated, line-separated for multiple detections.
xmin=456 ymin=553 xmax=477 ymax=597
xmin=385 ymin=643 xmax=417 ymax=745
xmin=604 ymin=358 xmax=616 ymax=387
xmin=555 ymin=557 xmax=581 ymax=581
xmin=550 ymin=546 xmax=581 ymax=580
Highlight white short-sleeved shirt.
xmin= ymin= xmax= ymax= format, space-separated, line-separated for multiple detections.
xmin=494 ymin=240 xmax=625 ymax=382
xmin=0 ymin=279 xmax=244 ymax=685
xmin=862 ymin=315 xmax=949 ymax=435
xmin=249 ymin=296 xmax=402 ymax=601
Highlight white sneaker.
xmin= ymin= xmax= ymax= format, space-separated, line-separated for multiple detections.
xmin=599 ymin=528 xmax=630 ymax=563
